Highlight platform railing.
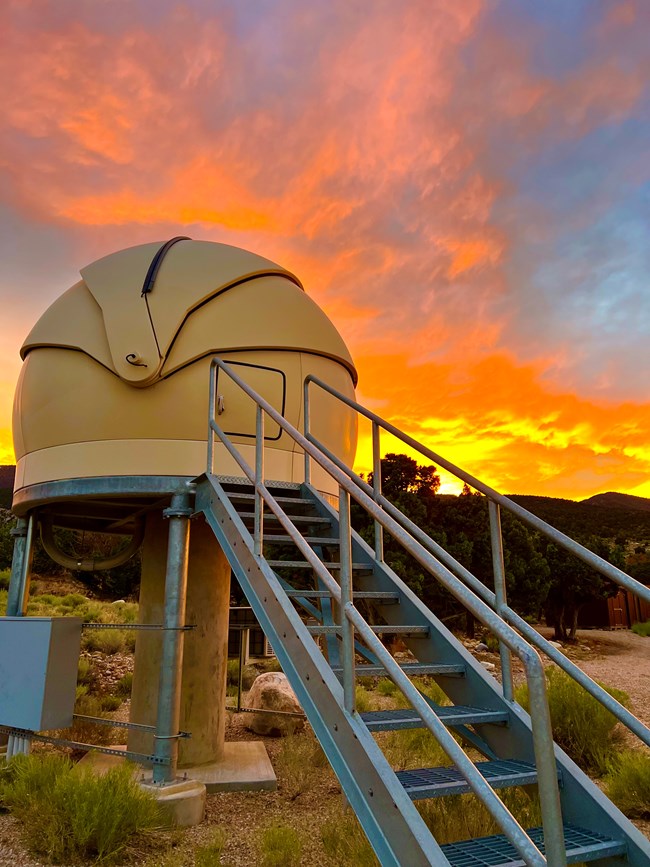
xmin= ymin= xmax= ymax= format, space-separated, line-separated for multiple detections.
xmin=208 ymin=357 xmax=567 ymax=867
xmin=303 ymin=374 xmax=650 ymax=751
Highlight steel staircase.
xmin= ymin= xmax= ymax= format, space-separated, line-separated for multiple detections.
xmin=194 ymin=357 xmax=650 ymax=867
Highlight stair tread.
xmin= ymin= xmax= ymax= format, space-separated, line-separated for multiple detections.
xmin=264 ymin=535 xmax=339 ymax=544
xmin=332 ymin=662 xmax=465 ymax=677
xmin=228 ymin=493 xmax=313 ymax=505
xmin=268 ymin=560 xmax=371 ymax=569
xmin=397 ymin=759 xmax=539 ymax=799
xmin=361 ymin=706 xmax=508 ymax=730
xmin=285 ymin=590 xmax=399 ymax=600
xmin=237 ymin=513 xmax=330 ymax=524
xmin=309 ymin=624 xmax=428 ymax=635
xmin=441 ymin=823 xmax=626 ymax=866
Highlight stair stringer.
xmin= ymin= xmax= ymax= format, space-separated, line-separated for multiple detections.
xmin=195 ymin=474 xmax=448 ymax=867
xmin=306 ymin=484 xmax=650 ymax=866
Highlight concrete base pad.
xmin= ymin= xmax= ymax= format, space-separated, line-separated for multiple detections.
xmin=181 ymin=741 xmax=277 ymax=792
xmin=77 ymin=747 xmax=206 ymax=827
xmin=140 ymin=778 xmax=206 ymax=827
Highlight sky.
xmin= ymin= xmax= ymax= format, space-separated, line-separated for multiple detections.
xmin=0 ymin=0 xmax=649 ymax=499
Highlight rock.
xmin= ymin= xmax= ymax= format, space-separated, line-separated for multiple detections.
xmin=548 ymin=641 xmax=563 ymax=650
xmin=111 ymin=599 xmax=126 ymax=605
xmin=244 ymin=672 xmax=304 ymax=736
xmin=475 ymin=642 xmax=489 ymax=652
xmin=481 ymin=661 xmax=497 ymax=672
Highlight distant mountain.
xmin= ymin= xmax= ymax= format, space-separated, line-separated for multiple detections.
xmin=581 ymin=491 xmax=650 ymax=513
xmin=0 ymin=466 xmax=15 ymax=489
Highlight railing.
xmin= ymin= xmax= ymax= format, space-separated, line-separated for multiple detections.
xmin=208 ymin=357 xmax=566 ymax=867
xmin=304 ymin=374 xmax=650 ymax=750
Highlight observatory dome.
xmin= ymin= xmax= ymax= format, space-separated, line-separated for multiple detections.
xmin=12 ymin=239 xmax=357 ymax=503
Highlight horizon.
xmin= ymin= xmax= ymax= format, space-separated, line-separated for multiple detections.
xmin=1 ymin=2 xmax=649 ymax=500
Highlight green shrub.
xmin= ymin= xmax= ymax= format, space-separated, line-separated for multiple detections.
xmin=259 ymin=823 xmax=302 ymax=867
xmin=377 ymin=678 xmax=397 ymax=696
xmin=516 ymin=667 xmax=628 ymax=775
xmin=355 ymin=685 xmax=376 ymax=713
xmin=225 ymin=659 xmax=257 ymax=689
xmin=77 ymin=657 xmax=96 ymax=686
xmin=321 ymin=810 xmax=378 ymax=866
xmin=116 ymin=672 xmax=133 ymax=697
xmin=83 ymin=629 xmax=125 ymax=655
xmin=195 ymin=827 xmax=227 ymax=866
xmin=60 ymin=593 xmax=88 ymax=609
xmin=382 ymin=727 xmax=447 ymax=771
xmin=0 ymin=569 xmax=10 ymax=591
xmin=66 ymin=693 xmax=115 ymax=746
xmin=632 ymin=620 xmax=650 ymax=637
xmin=418 ymin=788 xmax=541 ymax=845
xmin=275 ymin=731 xmax=330 ymax=800
xmin=605 ymin=750 xmax=650 ymax=818
xmin=100 ymin=695 xmax=123 ymax=712
xmin=1 ymin=754 xmax=160 ymax=863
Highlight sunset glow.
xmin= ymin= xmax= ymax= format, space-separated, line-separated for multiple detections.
xmin=1 ymin=0 xmax=649 ymax=500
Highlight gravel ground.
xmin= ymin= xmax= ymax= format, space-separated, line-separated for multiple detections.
xmin=1 ymin=629 xmax=648 ymax=866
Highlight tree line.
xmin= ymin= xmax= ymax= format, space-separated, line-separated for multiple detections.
xmin=351 ymin=453 xmax=629 ymax=641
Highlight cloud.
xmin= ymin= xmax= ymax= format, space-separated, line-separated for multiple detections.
xmin=0 ymin=0 xmax=648 ymax=499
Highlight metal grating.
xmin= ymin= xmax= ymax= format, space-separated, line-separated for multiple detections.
xmin=332 ymin=662 xmax=465 ymax=677
xmin=361 ymin=705 xmax=508 ymax=731
xmin=441 ymin=824 xmax=626 ymax=867
xmin=396 ymin=759 xmax=540 ymax=799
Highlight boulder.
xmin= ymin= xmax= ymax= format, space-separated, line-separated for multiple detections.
xmin=244 ymin=672 xmax=304 ymax=736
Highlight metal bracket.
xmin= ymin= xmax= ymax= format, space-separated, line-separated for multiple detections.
xmin=81 ymin=622 xmax=196 ymax=631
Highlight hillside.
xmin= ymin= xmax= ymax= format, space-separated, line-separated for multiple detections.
xmin=506 ymin=493 xmax=650 ymax=543
xmin=582 ymin=491 xmax=650 ymax=512
xmin=0 ymin=465 xmax=14 ymax=509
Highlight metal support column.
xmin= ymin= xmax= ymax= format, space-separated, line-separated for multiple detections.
xmin=488 ymin=500 xmax=514 ymax=701
xmin=372 ymin=422 xmax=384 ymax=563
xmin=152 ymin=490 xmax=193 ymax=784
xmin=6 ymin=515 xmax=35 ymax=758
xmin=6 ymin=515 xmax=34 ymax=617
xmin=339 ymin=486 xmax=356 ymax=713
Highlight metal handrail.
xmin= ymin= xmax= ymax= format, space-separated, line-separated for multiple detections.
xmin=208 ymin=357 xmax=564 ymax=867
xmin=304 ymin=374 xmax=650 ymax=604
xmin=303 ymin=374 xmax=650 ymax=751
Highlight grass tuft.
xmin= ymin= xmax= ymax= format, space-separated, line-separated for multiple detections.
xmin=195 ymin=827 xmax=227 ymax=866
xmin=116 ymin=672 xmax=134 ymax=697
xmin=605 ymin=749 xmax=650 ymax=818
xmin=258 ymin=823 xmax=302 ymax=867
xmin=516 ymin=667 xmax=628 ymax=775
xmin=321 ymin=810 xmax=379 ymax=866
xmin=0 ymin=754 xmax=161 ymax=863
xmin=632 ymin=620 xmax=650 ymax=637
xmin=275 ymin=730 xmax=330 ymax=800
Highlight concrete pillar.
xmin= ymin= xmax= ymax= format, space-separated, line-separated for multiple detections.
xmin=128 ymin=511 xmax=231 ymax=767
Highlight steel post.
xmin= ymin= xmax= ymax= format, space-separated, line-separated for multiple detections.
xmin=254 ymin=406 xmax=264 ymax=557
xmin=152 ymin=490 xmax=192 ymax=784
xmin=488 ymin=500 xmax=514 ymax=701
xmin=6 ymin=515 xmax=35 ymax=758
xmin=6 ymin=515 xmax=34 ymax=617
xmin=372 ymin=422 xmax=384 ymax=563
xmin=339 ymin=486 xmax=356 ymax=713
xmin=303 ymin=378 xmax=311 ymax=485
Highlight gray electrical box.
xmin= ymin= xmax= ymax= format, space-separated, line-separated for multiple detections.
xmin=0 ymin=617 xmax=82 ymax=731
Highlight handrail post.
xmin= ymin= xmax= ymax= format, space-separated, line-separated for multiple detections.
xmin=208 ymin=362 xmax=217 ymax=474
xmin=153 ymin=489 xmax=192 ymax=784
xmin=488 ymin=500 xmax=514 ymax=701
xmin=372 ymin=421 xmax=384 ymax=563
xmin=254 ymin=405 xmax=264 ymax=558
xmin=303 ymin=378 xmax=311 ymax=486
xmin=339 ymin=485 xmax=356 ymax=712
